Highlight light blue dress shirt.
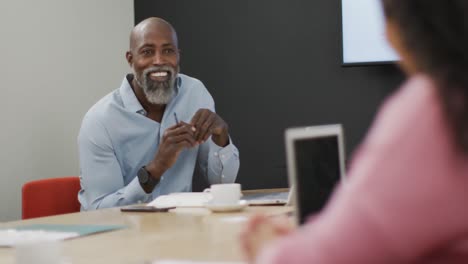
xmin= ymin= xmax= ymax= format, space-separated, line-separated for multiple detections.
xmin=78 ymin=74 xmax=240 ymax=210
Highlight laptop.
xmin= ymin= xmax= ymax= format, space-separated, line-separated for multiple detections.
xmin=285 ymin=124 xmax=346 ymax=224
xmin=242 ymin=190 xmax=291 ymax=205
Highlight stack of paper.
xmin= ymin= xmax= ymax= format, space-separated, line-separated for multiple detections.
xmin=148 ymin=192 xmax=212 ymax=208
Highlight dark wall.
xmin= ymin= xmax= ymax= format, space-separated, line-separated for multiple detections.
xmin=134 ymin=0 xmax=404 ymax=189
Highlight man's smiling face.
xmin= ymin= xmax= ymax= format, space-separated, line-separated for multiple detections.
xmin=127 ymin=20 xmax=180 ymax=104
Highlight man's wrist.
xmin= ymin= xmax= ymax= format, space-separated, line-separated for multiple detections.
xmin=137 ymin=166 xmax=160 ymax=193
xmin=212 ymin=129 xmax=229 ymax=147
xmin=138 ymin=161 xmax=166 ymax=193
xmin=145 ymin=161 xmax=165 ymax=181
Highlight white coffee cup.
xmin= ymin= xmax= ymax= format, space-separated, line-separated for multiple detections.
xmin=209 ymin=183 xmax=242 ymax=205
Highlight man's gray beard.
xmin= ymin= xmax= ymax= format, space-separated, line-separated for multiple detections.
xmin=135 ymin=66 xmax=177 ymax=105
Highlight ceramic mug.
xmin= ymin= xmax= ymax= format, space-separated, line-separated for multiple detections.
xmin=208 ymin=183 xmax=242 ymax=205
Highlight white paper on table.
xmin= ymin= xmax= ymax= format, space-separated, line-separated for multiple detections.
xmin=0 ymin=229 xmax=79 ymax=247
xmin=147 ymin=192 xmax=213 ymax=208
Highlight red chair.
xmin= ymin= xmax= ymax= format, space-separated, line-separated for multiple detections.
xmin=22 ymin=176 xmax=81 ymax=219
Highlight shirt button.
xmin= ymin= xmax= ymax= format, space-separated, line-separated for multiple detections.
xmin=221 ymin=155 xmax=225 ymax=159
xmin=214 ymin=152 xmax=218 ymax=157
xmin=222 ymin=175 xmax=225 ymax=178
xmin=161 ymin=177 xmax=164 ymax=181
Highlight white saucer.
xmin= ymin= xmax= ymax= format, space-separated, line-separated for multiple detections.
xmin=204 ymin=200 xmax=248 ymax=212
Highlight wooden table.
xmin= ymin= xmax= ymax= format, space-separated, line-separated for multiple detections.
xmin=0 ymin=190 xmax=292 ymax=264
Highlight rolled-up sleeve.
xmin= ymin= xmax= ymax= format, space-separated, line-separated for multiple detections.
xmin=193 ymin=82 xmax=240 ymax=184
xmin=78 ymin=116 xmax=151 ymax=210
xmin=197 ymin=136 xmax=240 ymax=184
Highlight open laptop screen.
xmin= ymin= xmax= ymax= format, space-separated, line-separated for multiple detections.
xmin=286 ymin=125 xmax=345 ymax=225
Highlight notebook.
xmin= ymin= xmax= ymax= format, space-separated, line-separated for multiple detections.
xmin=285 ymin=124 xmax=346 ymax=224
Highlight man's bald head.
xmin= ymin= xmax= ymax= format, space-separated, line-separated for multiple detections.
xmin=129 ymin=17 xmax=178 ymax=52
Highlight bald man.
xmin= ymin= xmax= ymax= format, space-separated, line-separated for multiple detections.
xmin=78 ymin=17 xmax=239 ymax=210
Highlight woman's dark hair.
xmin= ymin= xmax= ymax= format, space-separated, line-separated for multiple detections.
xmin=382 ymin=0 xmax=468 ymax=153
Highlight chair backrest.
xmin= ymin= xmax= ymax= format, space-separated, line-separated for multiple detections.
xmin=22 ymin=176 xmax=81 ymax=219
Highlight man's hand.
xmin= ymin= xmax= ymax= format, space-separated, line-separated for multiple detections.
xmin=146 ymin=122 xmax=198 ymax=178
xmin=191 ymin=108 xmax=229 ymax=147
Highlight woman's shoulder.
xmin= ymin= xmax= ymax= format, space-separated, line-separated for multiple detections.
xmin=365 ymin=74 xmax=443 ymax=147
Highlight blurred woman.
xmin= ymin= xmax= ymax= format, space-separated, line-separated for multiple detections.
xmin=241 ymin=0 xmax=468 ymax=263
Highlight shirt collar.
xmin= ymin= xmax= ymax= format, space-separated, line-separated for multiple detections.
xmin=119 ymin=74 xmax=182 ymax=115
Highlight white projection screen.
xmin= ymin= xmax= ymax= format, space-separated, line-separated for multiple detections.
xmin=341 ymin=0 xmax=399 ymax=65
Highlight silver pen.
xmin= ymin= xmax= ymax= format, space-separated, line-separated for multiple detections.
xmin=173 ymin=112 xmax=179 ymax=124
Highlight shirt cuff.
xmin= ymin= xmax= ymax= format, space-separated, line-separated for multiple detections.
xmin=209 ymin=136 xmax=238 ymax=162
xmin=125 ymin=177 xmax=153 ymax=204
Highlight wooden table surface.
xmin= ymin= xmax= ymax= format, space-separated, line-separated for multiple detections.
xmin=0 ymin=189 xmax=292 ymax=264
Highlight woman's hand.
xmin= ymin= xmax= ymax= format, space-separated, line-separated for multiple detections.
xmin=240 ymin=214 xmax=295 ymax=263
